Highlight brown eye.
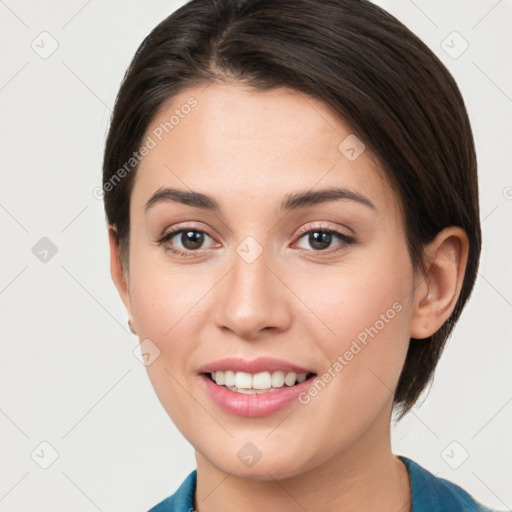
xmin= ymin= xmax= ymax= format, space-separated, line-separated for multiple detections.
xmin=307 ymin=231 xmax=333 ymax=251
xmin=296 ymin=229 xmax=355 ymax=253
xmin=158 ymin=228 xmax=215 ymax=255
xmin=177 ymin=230 xmax=206 ymax=250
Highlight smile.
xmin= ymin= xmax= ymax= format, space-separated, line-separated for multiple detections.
xmin=198 ymin=357 xmax=318 ymax=417
xmin=208 ymin=370 xmax=314 ymax=394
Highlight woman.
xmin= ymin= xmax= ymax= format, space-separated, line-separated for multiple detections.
xmin=102 ymin=0 xmax=502 ymax=510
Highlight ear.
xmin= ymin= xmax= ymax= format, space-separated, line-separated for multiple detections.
xmin=108 ymin=226 xmax=137 ymax=334
xmin=410 ymin=227 xmax=469 ymax=339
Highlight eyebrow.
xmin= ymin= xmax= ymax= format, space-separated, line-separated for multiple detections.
xmin=144 ymin=186 xmax=376 ymax=212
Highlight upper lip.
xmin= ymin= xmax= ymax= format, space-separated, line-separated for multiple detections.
xmin=198 ymin=357 xmax=315 ymax=375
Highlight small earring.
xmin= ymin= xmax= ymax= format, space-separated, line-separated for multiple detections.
xmin=128 ymin=319 xmax=137 ymax=335
xmin=427 ymin=292 xmax=432 ymax=301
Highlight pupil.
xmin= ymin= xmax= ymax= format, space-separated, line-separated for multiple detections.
xmin=182 ymin=230 xmax=204 ymax=249
xmin=309 ymin=231 xmax=331 ymax=250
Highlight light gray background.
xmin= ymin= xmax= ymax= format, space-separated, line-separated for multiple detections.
xmin=0 ymin=1 xmax=511 ymax=511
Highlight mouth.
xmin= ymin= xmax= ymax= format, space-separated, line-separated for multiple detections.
xmin=197 ymin=357 xmax=318 ymax=417
xmin=203 ymin=370 xmax=317 ymax=394
xmin=197 ymin=356 xmax=318 ymax=416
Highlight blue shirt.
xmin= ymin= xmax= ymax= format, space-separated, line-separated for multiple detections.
xmin=147 ymin=456 xmax=506 ymax=511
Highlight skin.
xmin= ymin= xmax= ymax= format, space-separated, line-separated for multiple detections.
xmin=109 ymin=82 xmax=469 ymax=512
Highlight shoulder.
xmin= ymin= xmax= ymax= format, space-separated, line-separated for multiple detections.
xmin=399 ymin=456 xmax=508 ymax=512
xmin=146 ymin=470 xmax=197 ymax=512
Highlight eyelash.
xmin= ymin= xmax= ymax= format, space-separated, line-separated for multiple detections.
xmin=156 ymin=223 xmax=356 ymax=258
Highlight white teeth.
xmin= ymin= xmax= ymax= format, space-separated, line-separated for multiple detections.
xmin=271 ymin=371 xmax=285 ymax=387
xmin=253 ymin=371 xmax=272 ymax=389
xmin=210 ymin=370 xmax=309 ymax=391
xmin=296 ymin=373 xmax=307 ymax=383
xmin=235 ymin=371 xmax=253 ymax=389
xmin=284 ymin=372 xmax=297 ymax=386
xmin=224 ymin=370 xmax=236 ymax=387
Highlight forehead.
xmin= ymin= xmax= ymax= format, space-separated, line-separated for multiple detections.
xmin=132 ymin=82 xmax=395 ymax=216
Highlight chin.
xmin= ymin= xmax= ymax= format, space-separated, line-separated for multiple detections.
xmin=200 ymin=441 xmax=316 ymax=481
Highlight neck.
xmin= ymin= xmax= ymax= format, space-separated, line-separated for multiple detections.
xmin=194 ymin=408 xmax=411 ymax=512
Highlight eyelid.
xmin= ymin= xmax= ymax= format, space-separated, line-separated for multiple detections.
xmin=156 ymin=222 xmax=219 ymax=254
xmin=294 ymin=221 xmax=354 ymax=238
xmin=157 ymin=221 xmax=214 ymax=240
xmin=291 ymin=222 xmax=356 ymax=254
xmin=157 ymin=221 xmax=356 ymax=256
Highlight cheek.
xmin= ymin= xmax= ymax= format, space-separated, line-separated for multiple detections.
xmin=293 ymin=248 xmax=413 ymax=355
xmin=128 ymin=241 xmax=208 ymax=340
xmin=127 ymin=259 xmax=208 ymax=434
xmin=291 ymin=247 xmax=414 ymax=414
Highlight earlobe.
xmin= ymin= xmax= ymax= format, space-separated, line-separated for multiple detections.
xmin=108 ymin=226 xmax=136 ymax=333
xmin=128 ymin=317 xmax=137 ymax=335
xmin=410 ymin=227 xmax=469 ymax=339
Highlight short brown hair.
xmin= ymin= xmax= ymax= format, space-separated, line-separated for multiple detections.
xmin=102 ymin=0 xmax=481 ymax=418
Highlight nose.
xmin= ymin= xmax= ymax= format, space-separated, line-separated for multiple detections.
xmin=212 ymin=247 xmax=292 ymax=340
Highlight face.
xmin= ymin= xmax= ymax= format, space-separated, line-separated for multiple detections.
xmin=119 ymin=82 xmax=420 ymax=480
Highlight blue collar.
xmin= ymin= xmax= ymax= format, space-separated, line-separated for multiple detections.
xmin=398 ymin=456 xmax=495 ymax=512
xmin=148 ymin=456 xmax=498 ymax=511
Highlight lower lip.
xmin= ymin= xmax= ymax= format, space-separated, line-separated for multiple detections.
xmin=199 ymin=374 xmax=315 ymax=417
